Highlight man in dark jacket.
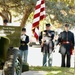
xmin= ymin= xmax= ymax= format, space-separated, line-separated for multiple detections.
xmin=19 ymin=28 xmax=29 ymax=63
xmin=39 ymin=23 xmax=55 ymax=66
xmin=57 ymin=24 xmax=74 ymax=67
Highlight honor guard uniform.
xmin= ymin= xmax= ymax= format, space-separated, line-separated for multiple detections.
xmin=57 ymin=24 xmax=74 ymax=67
xmin=39 ymin=23 xmax=55 ymax=66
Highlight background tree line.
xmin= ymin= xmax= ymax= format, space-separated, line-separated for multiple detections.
xmin=0 ymin=0 xmax=75 ymax=28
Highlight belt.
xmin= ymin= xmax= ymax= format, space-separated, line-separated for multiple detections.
xmin=62 ymin=41 xmax=70 ymax=44
xmin=21 ymin=43 xmax=25 ymax=45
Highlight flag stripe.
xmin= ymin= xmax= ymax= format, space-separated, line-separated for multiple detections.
xmin=36 ymin=0 xmax=41 ymax=5
xmin=33 ymin=17 xmax=40 ymax=23
xmin=40 ymin=8 xmax=44 ymax=12
xmin=40 ymin=10 xmax=45 ymax=15
xmin=35 ymin=7 xmax=41 ymax=12
xmin=32 ymin=0 xmax=46 ymax=40
xmin=35 ymin=4 xmax=41 ymax=9
xmin=40 ymin=15 xmax=45 ymax=20
xmin=34 ymin=13 xmax=40 ymax=18
xmin=32 ymin=21 xmax=39 ymax=28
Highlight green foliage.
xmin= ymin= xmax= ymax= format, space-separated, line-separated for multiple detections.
xmin=0 ymin=0 xmax=37 ymax=17
xmin=0 ymin=0 xmax=75 ymax=28
xmin=26 ymin=1 xmax=75 ymax=29
xmin=46 ymin=1 xmax=75 ymax=27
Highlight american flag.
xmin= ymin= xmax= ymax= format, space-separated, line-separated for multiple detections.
xmin=32 ymin=0 xmax=46 ymax=40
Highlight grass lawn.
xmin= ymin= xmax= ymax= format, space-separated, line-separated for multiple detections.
xmin=29 ymin=66 xmax=74 ymax=75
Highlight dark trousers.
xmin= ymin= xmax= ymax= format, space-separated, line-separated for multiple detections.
xmin=61 ymin=54 xmax=71 ymax=67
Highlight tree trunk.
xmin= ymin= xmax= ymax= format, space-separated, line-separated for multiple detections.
xmin=0 ymin=9 xmax=12 ymax=23
xmin=20 ymin=6 xmax=33 ymax=28
xmin=0 ymin=12 xmax=6 ymax=19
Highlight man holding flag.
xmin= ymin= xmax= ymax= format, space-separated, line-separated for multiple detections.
xmin=32 ymin=0 xmax=55 ymax=66
xmin=39 ymin=23 xmax=55 ymax=66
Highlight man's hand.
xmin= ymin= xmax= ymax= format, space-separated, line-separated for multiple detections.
xmin=54 ymin=35 xmax=58 ymax=40
xmin=41 ymin=39 xmax=45 ymax=47
xmin=72 ymin=49 xmax=75 ymax=55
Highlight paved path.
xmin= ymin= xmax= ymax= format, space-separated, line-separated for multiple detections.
xmin=0 ymin=70 xmax=2 ymax=75
xmin=0 ymin=70 xmax=47 ymax=75
xmin=22 ymin=71 xmax=47 ymax=75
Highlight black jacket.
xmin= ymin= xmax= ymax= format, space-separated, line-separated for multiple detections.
xmin=19 ymin=34 xmax=29 ymax=50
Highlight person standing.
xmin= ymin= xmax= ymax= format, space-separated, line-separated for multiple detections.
xmin=39 ymin=23 xmax=55 ymax=66
xmin=19 ymin=28 xmax=29 ymax=63
xmin=57 ymin=24 xmax=74 ymax=67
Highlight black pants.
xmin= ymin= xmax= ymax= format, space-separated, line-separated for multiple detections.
xmin=61 ymin=54 xmax=71 ymax=67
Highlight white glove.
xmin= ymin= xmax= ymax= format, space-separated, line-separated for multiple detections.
xmin=21 ymin=35 xmax=26 ymax=41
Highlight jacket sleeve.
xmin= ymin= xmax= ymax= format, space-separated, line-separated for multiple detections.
xmin=71 ymin=33 xmax=74 ymax=48
xmin=51 ymin=31 xmax=55 ymax=40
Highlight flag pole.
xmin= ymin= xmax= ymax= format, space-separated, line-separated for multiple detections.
xmin=42 ymin=18 xmax=46 ymax=31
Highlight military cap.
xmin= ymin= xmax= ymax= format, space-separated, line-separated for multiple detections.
xmin=22 ymin=28 xmax=26 ymax=31
xmin=65 ymin=24 xmax=69 ymax=27
xmin=46 ymin=23 xmax=51 ymax=27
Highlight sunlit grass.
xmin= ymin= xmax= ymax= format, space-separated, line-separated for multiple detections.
xmin=29 ymin=66 xmax=74 ymax=75
xmin=50 ymin=71 xmax=61 ymax=74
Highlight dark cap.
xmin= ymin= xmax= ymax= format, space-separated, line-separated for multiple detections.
xmin=65 ymin=24 xmax=69 ymax=27
xmin=46 ymin=23 xmax=50 ymax=27
xmin=3 ymin=19 xmax=8 ymax=23
xmin=22 ymin=28 xmax=26 ymax=31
